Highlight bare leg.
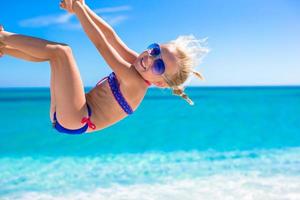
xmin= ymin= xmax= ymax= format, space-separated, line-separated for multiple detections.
xmin=0 ymin=26 xmax=57 ymax=120
xmin=0 ymin=45 xmax=57 ymax=121
xmin=0 ymin=45 xmax=57 ymax=120
xmin=0 ymin=46 xmax=47 ymax=62
xmin=0 ymin=28 xmax=88 ymax=129
xmin=0 ymin=30 xmax=65 ymax=60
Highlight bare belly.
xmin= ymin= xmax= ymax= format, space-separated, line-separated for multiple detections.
xmin=84 ymin=74 xmax=148 ymax=133
xmin=85 ymin=81 xmax=127 ymax=132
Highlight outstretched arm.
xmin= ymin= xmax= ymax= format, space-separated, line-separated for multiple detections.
xmin=83 ymin=4 xmax=138 ymax=64
xmin=72 ymin=1 xmax=136 ymax=82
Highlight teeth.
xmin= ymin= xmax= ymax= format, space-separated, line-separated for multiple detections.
xmin=140 ymin=58 xmax=146 ymax=70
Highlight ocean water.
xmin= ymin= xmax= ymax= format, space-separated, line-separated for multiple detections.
xmin=0 ymin=87 xmax=300 ymax=200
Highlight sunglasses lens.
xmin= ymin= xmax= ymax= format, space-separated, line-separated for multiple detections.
xmin=147 ymin=43 xmax=161 ymax=57
xmin=152 ymin=59 xmax=165 ymax=75
xmin=150 ymin=47 xmax=161 ymax=57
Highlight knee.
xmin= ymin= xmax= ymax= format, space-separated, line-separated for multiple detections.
xmin=49 ymin=44 xmax=72 ymax=60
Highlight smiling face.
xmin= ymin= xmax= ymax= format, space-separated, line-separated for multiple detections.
xmin=133 ymin=44 xmax=179 ymax=88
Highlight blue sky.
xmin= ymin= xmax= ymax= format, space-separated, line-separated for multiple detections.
xmin=1 ymin=0 xmax=299 ymax=87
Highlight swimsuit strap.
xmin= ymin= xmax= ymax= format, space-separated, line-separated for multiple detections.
xmin=86 ymin=104 xmax=92 ymax=116
xmin=108 ymin=72 xmax=133 ymax=115
xmin=81 ymin=104 xmax=96 ymax=130
xmin=144 ymin=79 xmax=151 ymax=87
xmin=96 ymin=76 xmax=109 ymax=86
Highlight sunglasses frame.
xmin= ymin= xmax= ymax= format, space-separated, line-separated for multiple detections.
xmin=146 ymin=43 xmax=166 ymax=75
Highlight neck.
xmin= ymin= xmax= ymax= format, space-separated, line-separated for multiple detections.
xmin=143 ymin=79 xmax=151 ymax=87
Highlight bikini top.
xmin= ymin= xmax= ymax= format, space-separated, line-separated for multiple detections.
xmin=97 ymin=72 xmax=151 ymax=115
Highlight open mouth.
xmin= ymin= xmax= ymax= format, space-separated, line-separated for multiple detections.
xmin=140 ymin=57 xmax=147 ymax=71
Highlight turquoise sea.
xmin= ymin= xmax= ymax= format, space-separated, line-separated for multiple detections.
xmin=0 ymin=87 xmax=300 ymax=200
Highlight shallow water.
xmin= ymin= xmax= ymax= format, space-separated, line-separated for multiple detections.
xmin=0 ymin=87 xmax=300 ymax=199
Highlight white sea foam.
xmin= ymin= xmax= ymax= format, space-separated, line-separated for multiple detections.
xmin=1 ymin=147 xmax=300 ymax=199
xmin=4 ymin=175 xmax=300 ymax=200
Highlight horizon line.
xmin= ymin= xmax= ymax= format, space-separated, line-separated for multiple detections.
xmin=1 ymin=85 xmax=300 ymax=89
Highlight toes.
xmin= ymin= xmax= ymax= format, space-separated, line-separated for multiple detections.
xmin=0 ymin=40 xmax=6 ymax=50
xmin=0 ymin=26 xmax=6 ymax=50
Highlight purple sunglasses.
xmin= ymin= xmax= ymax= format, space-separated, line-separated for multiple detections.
xmin=146 ymin=43 xmax=166 ymax=75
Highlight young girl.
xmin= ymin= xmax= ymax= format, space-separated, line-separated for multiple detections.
xmin=0 ymin=0 xmax=208 ymax=135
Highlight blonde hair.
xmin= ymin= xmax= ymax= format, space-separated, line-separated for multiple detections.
xmin=163 ymin=35 xmax=209 ymax=105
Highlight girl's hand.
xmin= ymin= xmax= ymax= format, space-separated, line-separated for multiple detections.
xmin=72 ymin=0 xmax=85 ymax=11
xmin=0 ymin=25 xmax=6 ymax=47
xmin=59 ymin=0 xmax=85 ymax=13
xmin=0 ymin=48 xmax=3 ymax=57
xmin=0 ymin=26 xmax=5 ymax=57
xmin=59 ymin=0 xmax=73 ymax=13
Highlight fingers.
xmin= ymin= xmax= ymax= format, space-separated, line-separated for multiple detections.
xmin=0 ymin=45 xmax=4 ymax=57
xmin=59 ymin=0 xmax=84 ymax=12
xmin=60 ymin=0 xmax=68 ymax=9
xmin=59 ymin=0 xmax=66 ymax=9
xmin=59 ymin=0 xmax=73 ymax=13
xmin=65 ymin=0 xmax=73 ymax=12
xmin=0 ymin=25 xmax=5 ymax=46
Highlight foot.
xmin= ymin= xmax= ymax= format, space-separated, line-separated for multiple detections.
xmin=0 ymin=25 xmax=6 ymax=57
xmin=0 ymin=25 xmax=5 ymax=44
xmin=0 ymin=46 xmax=4 ymax=57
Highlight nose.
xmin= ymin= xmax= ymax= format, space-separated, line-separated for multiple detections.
xmin=144 ymin=54 xmax=154 ymax=69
